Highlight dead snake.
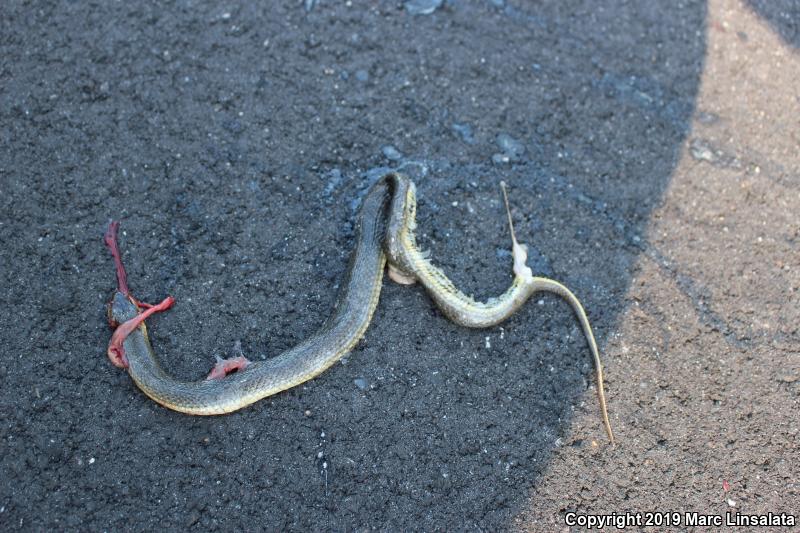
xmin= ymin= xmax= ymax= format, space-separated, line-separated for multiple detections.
xmin=105 ymin=172 xmax=614 ymax=442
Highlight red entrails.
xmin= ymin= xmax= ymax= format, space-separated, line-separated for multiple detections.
xmin=104 ymin=221 xmax=130 ymax=297
xmin=206 ymin=356 xmax=251 ymax=380
xmin=104 ymin=220 xmax=175 ymax=369
xmin=107 ymin=296 xmax=175 ymax=368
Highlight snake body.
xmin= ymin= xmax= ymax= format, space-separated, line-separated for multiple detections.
xmin=109 ymin=178 xmax=389 ymax=415
xmin=107 ymin=173 xmax=614 ymax=441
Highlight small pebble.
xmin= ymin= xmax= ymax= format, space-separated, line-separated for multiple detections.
xmin=354 ymin=378 xmax=368 ymax=390
xmin=323 ymin=168 xmax=343 ymax=197
xmin=405 ymin=0 xmax=443 ymax=15
xmin=451 ymin=122 xmax=475 ymax=144
xmin=696 ymin=111 xmax=719 ymax=124
xmin=496 ymin=133 xmax=525 ymax=158
xmin=355 ymin=69 xmax=369 ymax=82
xmin=492 ymin=153 xmax=511 ymax=165
xmin=382 ymin=145 xmax=403 ymax=161
xmin=689 ymin=138 xmax=718 ymax=163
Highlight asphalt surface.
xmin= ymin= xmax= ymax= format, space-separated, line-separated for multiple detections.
xmin=1 ymin=0 xmax=797 ymax=531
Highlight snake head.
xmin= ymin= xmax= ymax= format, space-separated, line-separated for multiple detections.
xmin=106 ymin=291 xmax=139 ymax=368
xmin=105 ymin=292 xmax=175 ymax=369
xmin=107 ymin=290 xmax=139 ymax=328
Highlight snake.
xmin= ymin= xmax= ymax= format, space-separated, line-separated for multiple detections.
xmin=105 ymin=172 xmax=614 ymax=443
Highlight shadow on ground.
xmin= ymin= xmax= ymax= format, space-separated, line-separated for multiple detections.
xmin=746 ymin=0 xmax=799 ymax=47
xmin=0 ymin=1 xmax=705 ymax=530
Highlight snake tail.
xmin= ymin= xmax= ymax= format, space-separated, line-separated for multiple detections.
xmin=530 ymin=277 xmax=615 ymax=444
